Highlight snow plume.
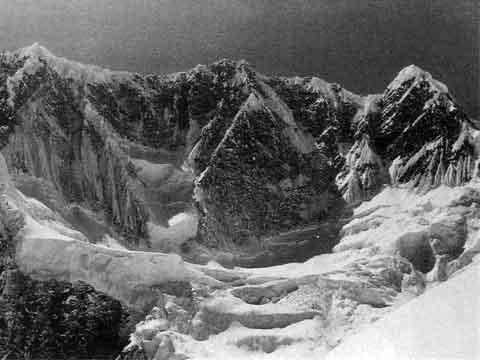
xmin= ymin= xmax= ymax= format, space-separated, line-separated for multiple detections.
xmin=148 ymin=212 xmax=198 ymax=252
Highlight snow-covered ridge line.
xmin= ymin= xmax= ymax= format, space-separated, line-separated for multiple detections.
xmin=387 ymin=64 xmax=449 ymax=94
xmin=5 ymin=42 xmax=135 ymax=85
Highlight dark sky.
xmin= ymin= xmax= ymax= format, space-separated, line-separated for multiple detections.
xmin=0 ymin=0 xmax=478 ymax=116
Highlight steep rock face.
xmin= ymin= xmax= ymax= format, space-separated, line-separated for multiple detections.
xmin=194 ymin=91 xmax=339 ymax=250
xmin=337 ymin=65 xmax=477 ymax=203
xmin=1 ymin=45 xmax=152 ymax=244
xmin=377 ymin=65 xmax=476 ymax=188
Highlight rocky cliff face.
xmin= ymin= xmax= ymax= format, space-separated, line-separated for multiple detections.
xmin=0 ymin=45 xmax=346 ymax=262
xmin=337 ymin=65 xmax=477 ymax=204
xmin=0 ymin=44 xmax=476 ymax=264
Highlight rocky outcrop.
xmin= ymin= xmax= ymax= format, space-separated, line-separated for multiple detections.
xmin=0 ymin=271 xmax=129 ymax=360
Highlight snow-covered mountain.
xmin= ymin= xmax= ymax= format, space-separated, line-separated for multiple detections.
xmin=0 ymin=44 xmax=346 ymax=266
xmin=0 ymin=44 xmax=478 ymax=359
xmin=337 ymin=64 xmax=477 ymax=204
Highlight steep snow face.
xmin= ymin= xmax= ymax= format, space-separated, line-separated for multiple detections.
xmin=328 ymin=260 xmax=480 ymax=360
xmin=123 ymin=183 xmax=479 ymax=359
xmin=194 ymin=183 xmax=480 ymax=359
xmin=7 ymin=43 xmax=132 ymax=86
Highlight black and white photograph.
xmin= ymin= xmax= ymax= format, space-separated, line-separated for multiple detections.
xmin=0 ymin=1 xmax=478 ymax=359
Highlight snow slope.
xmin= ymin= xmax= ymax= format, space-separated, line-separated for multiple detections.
xmin=328 ymin=260 xmax=480 ymax=360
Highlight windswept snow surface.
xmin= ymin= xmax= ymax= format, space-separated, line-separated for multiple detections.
xmin=328 ymin=261 xmax=480 ymax=360
xmin=9 ymin=42 xmax=133 ymax=84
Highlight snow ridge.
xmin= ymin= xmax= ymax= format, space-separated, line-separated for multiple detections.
xmin=387 ymin=64 xmax=449 ymax=94
xmin=7 ymin=42 xmax=133 ymax=85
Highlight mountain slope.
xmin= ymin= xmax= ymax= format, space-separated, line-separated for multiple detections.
xmin=0 ymin=44 xmax=478 ymax=359
xmin=0 ymin=44 xmax=349 ymax=264
xmin=338 ymin=65 xmax=477 ymax=204
xmin=328 ymin=260 xmax=480 ymax=360
xmin=2 ymin=45 xmax=475 ymax=265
